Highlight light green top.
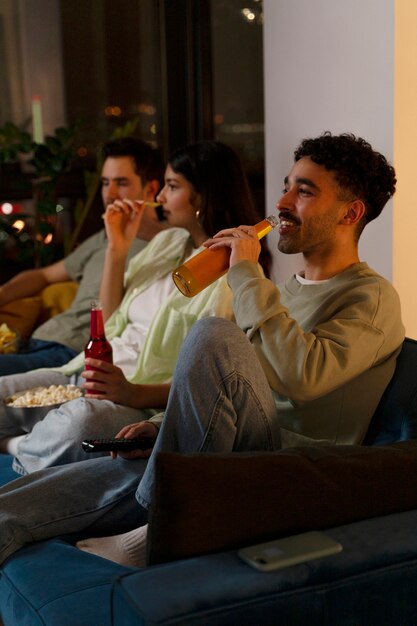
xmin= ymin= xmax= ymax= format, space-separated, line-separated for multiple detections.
xmin=33 ymin=229 xmax=146 ymax=352
xmin=228 ymin=260 xmax=405 ymax=447
xmin=58 ymin=228 xmax=232 ymax=403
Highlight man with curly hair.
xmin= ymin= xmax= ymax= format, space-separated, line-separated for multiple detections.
xmin=0 ymin=132 xmax=405 ymax=569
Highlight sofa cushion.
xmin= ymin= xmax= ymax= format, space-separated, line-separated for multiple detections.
xmin=0 ymin=297 xmax=42 ymax=342
xmin=147 ymin=440 xmax=417 ymax=565
xmin=36 ymin=281 xmax=79 ymax=325
xmin=116 ymin=509 xmax=417 ymax=626
xmin=0 ymin=540 xmax=133 ymax=626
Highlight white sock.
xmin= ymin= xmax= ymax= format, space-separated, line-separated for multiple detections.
xmin=76 ymin=524 xmax=148 ymax=568
xmin=0 ymin=435 xmax=26 ymax=456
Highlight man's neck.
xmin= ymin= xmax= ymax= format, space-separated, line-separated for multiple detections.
xmin=302 ymin=253 xmax=360 ymax=281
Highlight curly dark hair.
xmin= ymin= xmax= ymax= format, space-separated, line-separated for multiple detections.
xmin=294 ymin=132 xmax=396 ymax=230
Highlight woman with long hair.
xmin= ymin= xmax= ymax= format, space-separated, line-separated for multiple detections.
xmin=0 ymin=141 xmax=267 ymax=475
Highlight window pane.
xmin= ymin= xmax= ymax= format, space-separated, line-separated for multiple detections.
xmin=210 ymin=0 xmax=265 ymax=211
xmin=59 ymin=0 xmax=162 ymax=153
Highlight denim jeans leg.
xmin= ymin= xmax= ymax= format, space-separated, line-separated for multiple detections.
xmin=13 ymin=397 xmax=147 ymax=474
xmin=0 ymin=340 xmax=78 ymax=375
xmin=0 ymin=455 xmax=148 ymax=565
xmin=137 ymin=317 xmax=280 ymax=508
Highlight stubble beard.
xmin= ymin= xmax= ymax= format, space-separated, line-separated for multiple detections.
xmin=277 ymin=234 xmax=301 ymax=255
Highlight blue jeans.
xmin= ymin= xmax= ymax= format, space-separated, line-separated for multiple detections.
xmin=0 ymin=339 xmax=78 ymax=375
xmin=0 ymin=456 xmax=148 ymax=565
xmin=137 ymin=317 xmax=281 ymax=507
xmin=0 ymin=318 xmax=281 ymax=564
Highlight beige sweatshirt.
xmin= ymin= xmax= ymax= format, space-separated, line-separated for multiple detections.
xmin=228 ymin=261 xmax=405 ymax=447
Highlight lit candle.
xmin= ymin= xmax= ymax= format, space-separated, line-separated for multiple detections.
xmin=31 ymin=95 xmax=44 ymax=144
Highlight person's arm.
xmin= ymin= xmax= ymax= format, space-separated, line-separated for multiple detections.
xmin=100 ymin=200 xmax=145 ymax=320
xmin=0 ymin=260 xmax=70 ymax=308
xmin=227 ymin=261 xmax=404 ymax=402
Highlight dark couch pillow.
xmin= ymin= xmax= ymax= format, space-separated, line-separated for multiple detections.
xmin=364 ymin=337 xmax=417 ymax=444
xmin=147 ymin=440 xmax=417 ymax=565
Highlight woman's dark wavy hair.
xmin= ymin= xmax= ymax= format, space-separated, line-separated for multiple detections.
xmin=168 ymin=141 xmax=259 ymax=236
xmin=294 ymin=132 xmax=396 ymax=231
xmin=169 ymin=141 xmax=272 ymax=276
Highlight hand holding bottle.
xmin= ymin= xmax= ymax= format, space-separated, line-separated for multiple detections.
xmin=203 ymin=223 xmax=264 ymax=266
xmin=172 ymin=216 xmax=278 ymax=297
xmin=81 ymin=358 xmax=137 ymax=403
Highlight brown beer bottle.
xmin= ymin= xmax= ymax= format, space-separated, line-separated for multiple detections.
xmin=172 ymin=215 xmax=279 ymax=297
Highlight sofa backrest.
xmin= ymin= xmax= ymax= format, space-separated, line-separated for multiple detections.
xmin=364 ymin=337 xmax=417 ymax=445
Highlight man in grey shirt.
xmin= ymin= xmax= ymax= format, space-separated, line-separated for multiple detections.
xmin=0 ymin=137 xmax=164 ymax=374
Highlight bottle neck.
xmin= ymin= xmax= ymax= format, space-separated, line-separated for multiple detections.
xmin=90 ymin=308 xmax=105 ymax=338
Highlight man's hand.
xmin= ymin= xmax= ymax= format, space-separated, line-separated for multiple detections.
xmin=203 ymin=224 xmax=261 ymax=267
xmin=81 ymin=359 xmax=136 ymax=405
xmin=111 ymin=421 xmax=158 ymax=459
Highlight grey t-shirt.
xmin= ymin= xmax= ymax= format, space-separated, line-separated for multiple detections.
xmin=33 ymin=229 xmax=147 ymax=352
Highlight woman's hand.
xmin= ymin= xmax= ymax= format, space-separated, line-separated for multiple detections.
xmin=103 ymin=199 xmax=145 ymax=254
xmin=203 ymin=224 xmax=261 ymax=267
xmin=111 ymin=421 xmax=159 ymax=459
xmin=81 ymin=358 xmax=137 ymax=405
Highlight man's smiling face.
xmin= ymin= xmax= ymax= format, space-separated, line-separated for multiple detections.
xmin=276 ymin=157 xmax=351 ymax=257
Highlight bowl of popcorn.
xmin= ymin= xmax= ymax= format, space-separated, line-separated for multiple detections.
xmin=3 ymin=384 xmax=83 ymax=420
xmin=0 ymin=323 xmax=20 ymax=354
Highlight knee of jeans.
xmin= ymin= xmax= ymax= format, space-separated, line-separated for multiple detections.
xmin=54 ymin=397 xmax=104 ymax=436
xmin=187 ymin=317 xmax=241 ymax=349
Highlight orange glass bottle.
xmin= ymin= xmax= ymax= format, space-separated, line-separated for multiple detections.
xmin=172 ymin=215 xmax=279 ymax=297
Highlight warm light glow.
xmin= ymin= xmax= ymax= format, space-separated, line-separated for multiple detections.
xmin=242 ymin=8 xmax=256 ymax=21
xmin=137 ymin=103 xmax=156 ymax=115
xmin=12 ymin=220 xmax=25 ymax=232
xmin=150 ymin=124 xmax=156 ymax=135
xmin=77 ymin=146 xmax=88 ymax=157
xmin=1 ymin=203 xmax=13 ymax=215
xmin=44 ymin=233 xmax=53 ymax=244
xmin=104 ymin=106 xmax=122 ymax=117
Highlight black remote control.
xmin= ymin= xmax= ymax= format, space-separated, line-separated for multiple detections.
xmin=82 ymin=437 xmax=155 ymax=452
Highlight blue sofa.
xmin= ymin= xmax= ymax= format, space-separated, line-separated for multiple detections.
xmin=1 ymin=338 xmax=417 ymax=625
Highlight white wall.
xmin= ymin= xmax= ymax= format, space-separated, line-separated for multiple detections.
xmin=263 ymin=0 xmax=395 ymax=283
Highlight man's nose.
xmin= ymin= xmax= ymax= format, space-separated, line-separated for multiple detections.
xmin=276 ymin=189 xmax=295 ymax=211
xmin=104 ymin=182 xmax=119 ymax=203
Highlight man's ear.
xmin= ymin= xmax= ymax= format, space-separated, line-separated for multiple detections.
xmin=144 ymin=179 xmax=161 ymax=201
xmin=341 ymin=199 xmax=366 ymax=225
